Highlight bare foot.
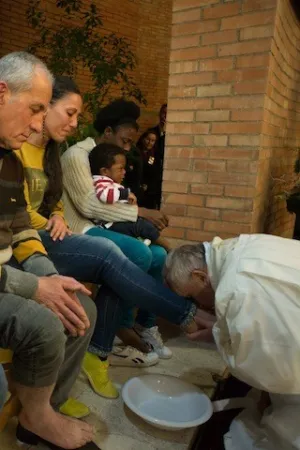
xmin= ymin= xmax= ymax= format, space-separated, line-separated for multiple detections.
xmin=19 ymin=407 xmax=94 ymax=449
xmin=117 ymin=328 xmax=150 ymax=353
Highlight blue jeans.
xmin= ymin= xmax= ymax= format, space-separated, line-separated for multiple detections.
xmin=0 ymin=365 xmax=7 ymax=411
xmin=39 ymin=231 xmax=195 ymax=357
xmin=86 ymin=226 xmax=167 ymax=328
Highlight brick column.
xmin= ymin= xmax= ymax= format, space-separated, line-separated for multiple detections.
xmin=163 ymin=0 xmax=300 ymax=245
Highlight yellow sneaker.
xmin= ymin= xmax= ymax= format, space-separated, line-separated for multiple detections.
xmin=59 ymin=398 xmax=90 ymax=418
xmin=82 ymin=352 xmax=119 ymax=399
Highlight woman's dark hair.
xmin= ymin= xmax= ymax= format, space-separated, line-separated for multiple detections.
xmin=89 ymin=143 xmax=126 ymax=176
xmin=39 ymin=76 xmax=81 ymax=218
xmin=136 ymin=128 xmax=158 ymax=151
xmin=93 ymin=98 xmax=140 ymax=135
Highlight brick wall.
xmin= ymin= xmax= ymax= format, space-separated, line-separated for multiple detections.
xmin=254 ymin=0 xmax=300 ymax=237
xmin=163 ymin=0 xmax=300 ymax=245
xmin=0 ymin=0 xmax=172 ymax=130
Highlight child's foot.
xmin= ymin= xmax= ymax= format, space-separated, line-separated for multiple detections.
xmin=109 ymin=346 xmax=159 ymax=367
xmin=117 ymin=327 xmax=151 ymax=353
xmin=134 ymin=324 xmax=173 ymax=359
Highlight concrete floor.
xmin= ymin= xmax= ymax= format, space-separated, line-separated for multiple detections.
xmin=0 ymin=323 xmax=224 ymax=450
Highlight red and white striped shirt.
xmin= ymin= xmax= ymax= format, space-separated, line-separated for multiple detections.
xmin=92 ymin=175 xmax=130 ymax=204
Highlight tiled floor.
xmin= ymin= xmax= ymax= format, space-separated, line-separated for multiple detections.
xmin=1 ymin=323 xmax=225 ymax=450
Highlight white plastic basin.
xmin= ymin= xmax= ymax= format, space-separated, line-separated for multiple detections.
xmin=122 ymin=374 xmax=213 ymax=431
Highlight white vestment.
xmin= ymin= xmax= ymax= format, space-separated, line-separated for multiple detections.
xmin=204 ymin=234 xmax=300 ymax=449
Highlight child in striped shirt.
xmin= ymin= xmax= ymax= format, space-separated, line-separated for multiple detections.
xmin=89 ymin=143 xmax=171 ymax=251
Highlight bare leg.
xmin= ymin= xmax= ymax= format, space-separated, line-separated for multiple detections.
xmin=17 ymin=383 xmax=94 ymax=449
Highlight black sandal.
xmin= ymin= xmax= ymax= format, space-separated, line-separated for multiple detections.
xmin=16 ymin=423 xmax=100 ymax=450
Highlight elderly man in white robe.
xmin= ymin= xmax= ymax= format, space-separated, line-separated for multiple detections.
xmin=164 ymin=233 xmax=300 ymax=450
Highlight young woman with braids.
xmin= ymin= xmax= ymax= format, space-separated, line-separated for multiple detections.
xmin=14 ymin=76 xmax=200 ymax=409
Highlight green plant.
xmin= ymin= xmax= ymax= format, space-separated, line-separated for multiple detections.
xmin=26 ymin=0 xmax=147 ymax=143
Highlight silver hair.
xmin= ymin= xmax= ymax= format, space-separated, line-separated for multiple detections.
xmin=0 ymin=51 xmax=53 ymax=94
xmin=163 ymin=243 xmax=207 ymax=289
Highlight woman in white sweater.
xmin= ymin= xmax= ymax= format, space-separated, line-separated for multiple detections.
xmin=61 ymin=99 xmax=172 ymax=360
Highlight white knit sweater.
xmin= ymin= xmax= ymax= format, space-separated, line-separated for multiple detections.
xmin=61 ymin=137 xmax=138 ymax=234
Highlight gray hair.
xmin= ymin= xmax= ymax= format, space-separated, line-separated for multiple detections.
xmin=0 ymin=52 xmax=53 ymax=94
xmin=163 ymin=243 xmax=207 ymax=289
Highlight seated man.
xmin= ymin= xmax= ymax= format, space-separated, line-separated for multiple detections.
xmin=164 ymin=234 xmax=300 ymax=450
xmin=0 ymin=51 xmax=96 ymax=449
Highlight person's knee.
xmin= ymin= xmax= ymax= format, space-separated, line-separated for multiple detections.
xmin=151 ymin=246 xmax=167 ymax=268
xmin=127 ymin=242 xmax=152 ymax=272
xmin=77 ymin=293 xmax=97 ymax=335
xmin=31 ymin=306 xmax=66 ymax=357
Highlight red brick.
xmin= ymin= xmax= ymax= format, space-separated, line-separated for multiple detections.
xmin=218 ymin=39 xmax=271 ymax=56
xmin=193 ymin=160 xmax=226 ymax=172
xmin=191 ymin=184 xmax=224 ymax=196
xmin=172 ymin=8 xmax=201 ymax=24
xmin=242 ymin=0 xmax=277 ymax=12
xmin=204 ymin=220 xmax=251 ymax=234
xmin=162 ymin=181 xmax=189 ymax=194
xmin=169 ymin=72 xmax=213 ymax=86
xmin=217 ymin=68 xmax=268 ymax=83
xmin=165 ymin=194 xmax=204 ymax=207
xmin=168 ymin=123 xmax=210 ymax=134
xmin=173 ymin=0 xmax=219 ymax=12
xmin=234 ymin=80 xmax=267 ymax=95
xmin=231 ymin=109 xmax=264 ymax=121
xmin=203 ymin=3 xmax=240 ymax=19
xmin=214 ymin=95 xmax=265 ymax=109
xmin=168 ymin=98 xmax=212 ymax=110
xmin=197 ymin=84 xmax=232 ymax=97
xmin=202 ymin=30 xmax=237 ymax=46
xmin=229 ymin=135 xmax=260 ymax=147
xmin=199 ymin=58 xmax=234 ymax=72
xmin=187 ymin=206 xmax=220 ymax=220
xmin=191 ymin=148 xmax=211 ymax=158
xmin=167 ymin=111 xmax=195 ymax=122
xmin=240 ymin=24 xmax=274 ymax=40
xmin=163 ymin=204 xmax=187 ymax=216
xmin=169 ymin=61 xmax=199 ymax=74
xmin=212 ymin=122 xmax=261 ymax=134
xmin=208 ymin=172 xmax=256 ymax=186
xmin=169 ymin=216 xmax=203 ymax=229
xmin=164 ymin=170 xmax=208 ymax=183
xmin=161 ymin=228 xmax=185 ymax=239
xmin=172 ymin=21 xmax=217 ymax=37
xmin=168 ymin=86 xmax=197 ymax=98
xmin=221 ymin=10 xmax=275 ymax=30
xmin=166 ymin=135 xmax=194 ymax=146
xmin=225 ymin=186 xmax=256 ymax=198
xmin=171 ymin=35 xmax=200 ymax=50
xmin=186 ymin=230 xmax=217 ymax=241
xmin=226 ymin=161 xmax=251 ymax=173
xmin=236 ymin=54 xmax=270 ymax=68
xmin=222 ymin=211 xmax=253 ymax=223
xmin=196 ymin=110 xmax=230 ymax=122
xmin=164 ymin=158 xmax=191 ymax=170
xmin=195 ymin=135 xmax=228 ymax=147
xmin=206 ymin=197 xmax=253 ymax=210
xmin=171 ymin=46 xmax=216 ymax=62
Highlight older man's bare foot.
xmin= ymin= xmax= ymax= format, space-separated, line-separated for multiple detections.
xmin=19 ymin=408 xmax=94 ymax=449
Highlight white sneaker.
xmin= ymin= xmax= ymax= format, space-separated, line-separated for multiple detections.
xmin=108 ymin=346 xmax=159 ymax=367
xmin=134 ymin=325 xmax=173 ymax=359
